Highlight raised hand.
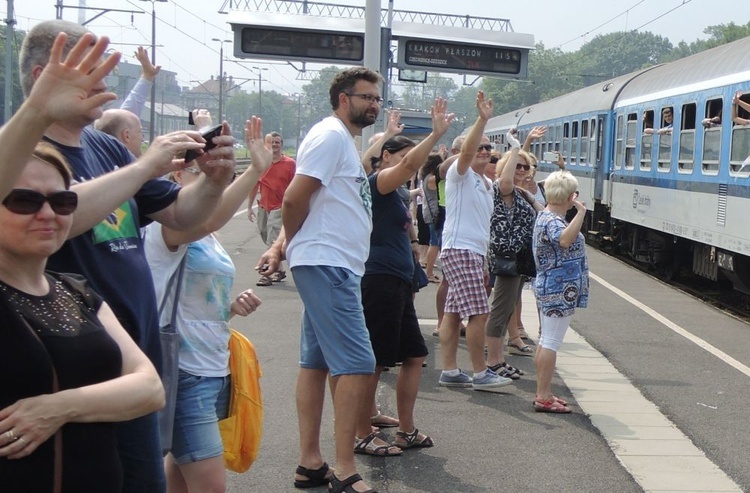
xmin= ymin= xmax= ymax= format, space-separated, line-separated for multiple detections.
xmin=430 ymin=98 xmax=455 ymax=138
xmin=191 ymin=108 xmax=213 ymax=130
xmin=476 ymin=90 xmax=493 ymax=121
xmin=528 ymin=126 xmax=547 ymax=140
xmin=506 ymin=130 xmax=521 ymax=150
xmin=385 ymin=109 xmax=404 ymax=137
xmin=137 ymin=130 xmax=205 ymax=178
xmin=134 ymin=46 xmax=161 ymax=81
xmin=245 ymin=116 xmax=272 ymax=175
xmin=27 ymin=32 xmax=121 ymax=125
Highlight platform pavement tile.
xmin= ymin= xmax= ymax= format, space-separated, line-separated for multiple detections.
xmin=570 ymin=388 xmax=646 ymax=402
xmin=589 ymin=411 xmax=676 ymax=429
xmin=557 ymin=356 xmax=614 ymax=366
xmin=610 ymin=438 xmax=704 ymax=457
xmin=597 ymin=424 xmax=690 ymax=441
xmin=563 ymin=377 xmax=640 ymax=391
xmin=625 ymin=456 xmax=743 ymax=492
xmin=579 ymin=400 xmax=663 ymax=414
xmin=556 ymin=364 xmax=622 ymax=375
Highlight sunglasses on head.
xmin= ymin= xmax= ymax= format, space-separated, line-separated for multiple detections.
xmin=477 ymin=144 xmax=492 ymax=152
xmin=2 ymin=189 xmax=78 ymax=216
xmin=515 ymin=163 xmax=531 ymax=171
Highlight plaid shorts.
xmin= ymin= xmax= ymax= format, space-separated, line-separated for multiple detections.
xmin=440 ymin=248 xmax=489 ymax=319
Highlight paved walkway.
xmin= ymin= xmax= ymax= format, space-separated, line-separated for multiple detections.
xmin=519 ymin=289 xmax=742 ymax=493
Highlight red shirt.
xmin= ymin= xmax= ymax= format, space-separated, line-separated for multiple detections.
xmin=258 ymin=155 xmax=296 ymax=211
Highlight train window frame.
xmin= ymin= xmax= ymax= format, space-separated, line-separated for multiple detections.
xmin=701 ymin=97 xmax=723 ymax=175
xmin=624 ymin=113 xmax=637 ymax=170
xmin=571 ymin=121 xmax=579 ymax=165
xmin=729 ymin=125 xmax=750 ymax=176
xmin=734 ymin=93 xmax=750 ymax=125
xmin=615 ymin=114 xmax=624 ymax=170
xmin=597 ymin=117 xmax=604 ymax=163
xmin=580 ymin=119 xmax=589 ymax=165
xmin=640 ymin=109 xmax=654 ymax=171
xmin=555 ymin=124 xmax=562 ymax=153
xmin=657 ymin=132 xmax=672 ymax=172
xmin=643 ymin=109 xmax=655 ymax=134
xmin=678 ymin=102 xmax=696 ymax=174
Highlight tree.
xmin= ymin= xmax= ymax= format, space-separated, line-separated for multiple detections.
xmin=0 ymin=30 xmax=26 ymax=123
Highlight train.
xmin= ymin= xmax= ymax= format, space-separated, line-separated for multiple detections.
xmin=476 ymin=35 xmax=750 ymax=293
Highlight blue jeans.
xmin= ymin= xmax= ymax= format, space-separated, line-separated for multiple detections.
xmin=115 ymin=412 xmax=166 ymax=493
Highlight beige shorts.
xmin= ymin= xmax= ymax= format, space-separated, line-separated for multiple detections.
xmin=256 ymin=207 xmax=282 ymax=246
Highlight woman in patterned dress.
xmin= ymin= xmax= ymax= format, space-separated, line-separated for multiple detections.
xmin=532 ymin=171 xmax=589 ymax=413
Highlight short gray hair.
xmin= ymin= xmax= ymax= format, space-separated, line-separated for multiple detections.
xmin=543 ymin=170 xmax=579 ymax=205
xmin=19 ymin=20 xmax=93 ymax=97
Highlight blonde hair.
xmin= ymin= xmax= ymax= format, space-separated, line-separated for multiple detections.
xmin=543 ymin=170 xmax=578 ymax=205
xmin=495 ymin=149 xmax=535 ymax=181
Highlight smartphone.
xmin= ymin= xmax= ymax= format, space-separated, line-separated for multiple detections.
xmin=188 ymin=110 xmax=195 ymax=126
xmin=543 ymin=151 xmax=559 ymax=162
xmin=184 ymin=124 xmax=223 ymax=163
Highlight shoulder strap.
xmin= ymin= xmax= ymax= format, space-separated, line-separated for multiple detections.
xmin=158 ymin=253 xmax=188 ymax=331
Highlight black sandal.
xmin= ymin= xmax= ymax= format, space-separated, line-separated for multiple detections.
xmin=328 ymin=473 xmax=377 ymax=493
xmin=294 ymin=462 xmax=333 ymax=489
xmin=354 ymin=432 xmax=402 ymax=456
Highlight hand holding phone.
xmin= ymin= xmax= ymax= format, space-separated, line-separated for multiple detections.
xmin=184 ymin=124 xmax=223 ymax=163
xmin=543 ymin=151 xmax=559 ymax=162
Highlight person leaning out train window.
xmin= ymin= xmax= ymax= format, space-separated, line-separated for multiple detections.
xmin=657 ymin=107 xmax=673 ymax=135
xmin=732 ymin=91 xmax=750 ymax=126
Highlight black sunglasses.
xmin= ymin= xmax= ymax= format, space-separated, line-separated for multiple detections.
xmin=515 ymin=163 xmax=531 ymax=171
xmin=477 ymin=144 xmax=492 ymax=152
xmin=2 ymin=189 xmax=78 ymax=216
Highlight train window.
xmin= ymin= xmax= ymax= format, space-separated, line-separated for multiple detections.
xmin=571 ymin=121 xmax=579 ymax=164
xmin=678 ymin=131 xmax=695 ymax=173
xmin=732 ymin=92 xmax=750 ymax=126
xmin=596 ymin=117 xmax=604 ymax=162
xmin=703 ymin=98 xmax=723 ymax=129
xmin=615 ymin=115 xmax=624 ymax=170
xmin=580 ymin=120 xmax=589 ymax=165
xmin=643 ymin=109 xmax=655 ymax=133
xmin=555 ymin=124 xmax=561 ymax=152
xmin=730 ymin=125 xmax=750 ymax=175
xmin=657 ymin=133 xmax=672 ymax=172
xmin=625 ymin=114 xmax=637 ymax=170
xmin=702 ymin=128 xmax=721 ymax=174
xmin=563 ymin=122 xmax=570 ymax=164
xmin=681 ymin=103 xmax=696 ymax=130
xmin=640 ymin=122 xmax=652 ymax=171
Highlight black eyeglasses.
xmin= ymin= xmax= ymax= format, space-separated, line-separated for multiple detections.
xmin=515 ymin=163 xmax=531 ymax=171
xmin=477 ymin=144 xmax=492 ymax=152
xmin=345 ymin=93 xmax=384 ymax=106
xmin=2 ymin=189 xmax=78 ymax=216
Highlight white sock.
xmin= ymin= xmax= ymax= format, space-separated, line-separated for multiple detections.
xmin=473 ymin=369 xmax=488 ymax=379
xmin=442 ymin=368 xmax=460 ymax=377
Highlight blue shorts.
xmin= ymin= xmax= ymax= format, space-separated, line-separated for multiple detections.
xmin=171 ymin=370 xmax=231 ymax=465
xmin=292 ymin=265 xmax=376 ymax=377
xmin=428 ymin=223 xmax=443 ymax=247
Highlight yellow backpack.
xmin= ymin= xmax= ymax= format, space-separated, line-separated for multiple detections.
xmin=219 ymin=329 xmax=263 ymax=473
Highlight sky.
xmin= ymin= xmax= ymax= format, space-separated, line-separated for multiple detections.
xmin=4 ymin=0 xmax=746 ymax=96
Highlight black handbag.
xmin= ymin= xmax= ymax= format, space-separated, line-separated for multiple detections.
xmin=516 ymin=243 xmax=537 ymax=278
xmin=493 ymin=251 xmax=519 ymax=277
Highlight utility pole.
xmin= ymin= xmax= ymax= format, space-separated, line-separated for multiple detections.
xmin=212 ymin=38 xmax=231 ymax=122
xmin=4 ymin=0 xmax=15 ymax=123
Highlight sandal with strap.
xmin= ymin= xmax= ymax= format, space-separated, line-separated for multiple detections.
xmin=294 ymin=462 xmax=333 ymax=489
xmin=394 ymin=428 xmax=434 ymax=449
xmin=328 ymin=473 xmax=377 ymax=493
xmin=354 ymin=432 xmax=402 ymax=457
xmin=270 ymin=270 xmax=287 ymax=282
xmin=488 ymin=362 xmax=522 ymax=380
xmin=256 ymin=275 xmax=272 ymax=287
xmin=370 ymin=411 xmax=399 ymax=428
xmin=533 ymin=397 xmax=571 ymax=414
xmin=508 ymin=340 xmax=534 ymax=356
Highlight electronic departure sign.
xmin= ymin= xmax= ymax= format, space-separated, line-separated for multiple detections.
xmin=240 ymin=27 xmax=364 ymax=63
xmin=229 ymin=12 xmax=366 ymax=65
xmin=402 ymin=40 xmax=522 ymax=75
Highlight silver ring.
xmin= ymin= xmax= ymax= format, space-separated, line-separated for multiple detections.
xmin=4 ymin=429 xmax=15 ymax=441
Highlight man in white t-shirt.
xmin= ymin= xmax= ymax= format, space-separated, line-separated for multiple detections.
xmin=437 ymin=91 xmax=514 ymax=392
xmin=258 ymin=67 xmax=382 ymax=493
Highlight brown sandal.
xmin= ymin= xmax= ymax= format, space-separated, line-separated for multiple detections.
xmin=370 ymin=411 xmax=399 ymax=428
xmin=354 ymin=432 xmax=402 ymax=456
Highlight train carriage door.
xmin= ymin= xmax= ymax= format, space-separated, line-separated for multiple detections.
xmin=593 ymin=116 xmax=605 ymax=202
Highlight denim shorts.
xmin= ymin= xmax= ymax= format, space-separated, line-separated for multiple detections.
xmin=171 ymin=370 xmax=231 ymax=465
xmin=292 ymin=265 xmax=376 ymax=377
xmin=428 ymin=223 xmax=443 ymax=247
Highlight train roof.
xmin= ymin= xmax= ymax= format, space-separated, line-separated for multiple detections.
xmin=615 ymin=35 xmax=750 ymax=108
xmin=485 ymin=69 xmax=652 ymax=133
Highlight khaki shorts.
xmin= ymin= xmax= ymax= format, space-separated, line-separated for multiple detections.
xmin=257 ymin=207 xmax=282 ymax=246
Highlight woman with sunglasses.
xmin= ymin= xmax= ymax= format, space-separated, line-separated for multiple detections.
xmin=485 ymin=132 xmax=543 ymax=379
xmin=144 ymin=115 xmax=268 ymax=493
xmin=353 ymin=99 xmax=453 ymax=456
xmin=0 ymin=142 xmax=164 ymax=492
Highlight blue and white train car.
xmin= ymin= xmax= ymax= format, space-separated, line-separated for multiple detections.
xmin=477 ymin=35 xmax=750 ymax=290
